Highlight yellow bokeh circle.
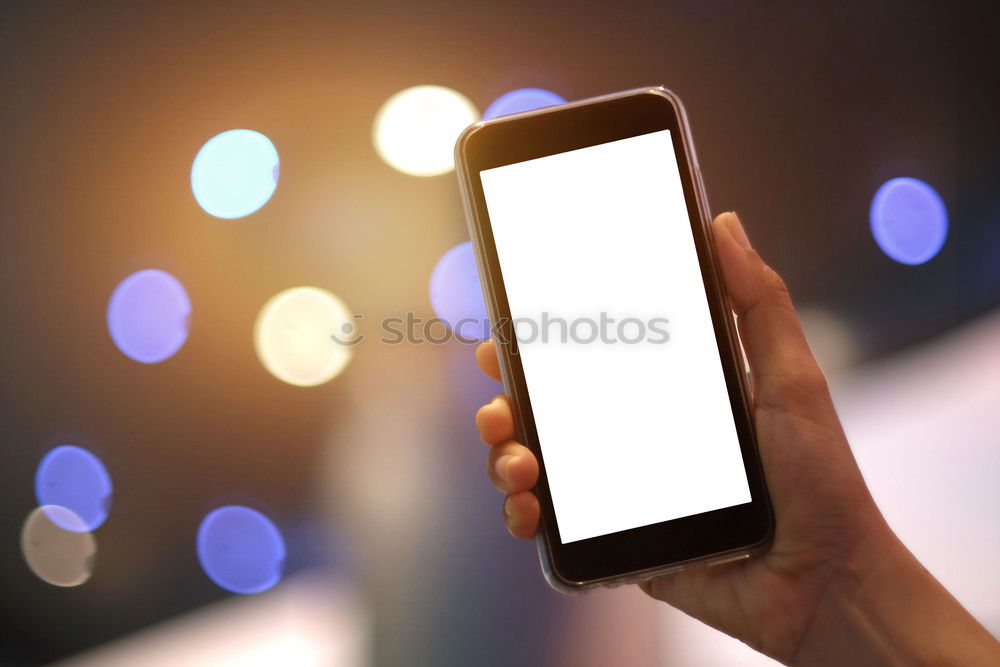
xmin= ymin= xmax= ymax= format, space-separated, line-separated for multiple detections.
xmin=372 ymin=85 xmax=479 ymax=177
xmin=254 ymin=286 xmax=355 ymax=387
xmin=21 ymin=506 xmax=96 ymax=587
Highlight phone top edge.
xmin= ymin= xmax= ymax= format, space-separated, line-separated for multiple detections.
xmin=458 ymin=85 xmax=675 ymax=134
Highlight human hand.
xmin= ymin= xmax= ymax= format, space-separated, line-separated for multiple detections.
xmin=474 ymin=212 xmax=1000 ymax=665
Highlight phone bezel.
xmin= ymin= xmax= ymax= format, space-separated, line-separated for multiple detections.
xmin=455 ymin=87 xmax=773 ymax=588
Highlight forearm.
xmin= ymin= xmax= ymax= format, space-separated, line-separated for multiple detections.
xmin=793 ymin=530 xmax=1000 ymax=666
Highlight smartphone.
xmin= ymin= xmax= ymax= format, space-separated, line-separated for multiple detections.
xmin=455 ymin=87 xmax=773 ymax=591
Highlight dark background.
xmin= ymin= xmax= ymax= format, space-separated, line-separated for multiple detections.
xmin=0 ymin=1 xmax=995 ymax=665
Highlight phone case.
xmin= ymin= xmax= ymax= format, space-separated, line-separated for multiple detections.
xmin=455 ymin=87 xmax=767 ymax=593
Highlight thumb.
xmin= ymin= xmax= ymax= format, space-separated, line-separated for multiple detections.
xmin=712 ymin=212 xmax=826 ymax=406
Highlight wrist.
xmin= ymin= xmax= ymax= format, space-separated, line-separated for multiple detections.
xmin=783 ymin=514 xmax=893 ymax=666
xmin=792 ymin=521 xmax=1000 ymax=666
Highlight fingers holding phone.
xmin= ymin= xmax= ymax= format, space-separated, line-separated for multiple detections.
xmin=475 ymin=387 xmax=540 ymax=538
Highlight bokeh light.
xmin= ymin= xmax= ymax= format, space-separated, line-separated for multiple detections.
xmin=107 ymin=269 xmax=191 ymax=364
xmin=870 ymin=177 xmax=948 ymax=265
xmin=254 ymin=286 xmax=355 ymax=387
xmin=197 ymin=506 xmax=286 ymax=594
xmin=372 ymin=85 xmax=479 ymax=177
xmin=430 ymin=241 xmax=489 ymax=341
xmin=21 ymin=506 xmax=97 ymax=587
xmin=191 ymin=129 xmax=279 ymax=219
xmin=483 ymin=88 xmax=566 ymax=120
xmin=35 ymin=445 xmax=112 ymax=532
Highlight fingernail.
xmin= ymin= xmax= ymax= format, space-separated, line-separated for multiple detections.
xmin=503 ymin=496 xmax=514 ymax=518
xmin=496 ymin=455 xmax=514 ymax=484
xmin=725 ymin=212 xmax=752 ymax=250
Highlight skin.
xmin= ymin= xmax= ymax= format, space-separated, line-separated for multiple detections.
xmin=474 ymin=212 xmax=1000 ymax=666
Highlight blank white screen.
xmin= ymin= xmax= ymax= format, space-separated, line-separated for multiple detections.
xmin=479 ymin=129 xmax=752 ymax=544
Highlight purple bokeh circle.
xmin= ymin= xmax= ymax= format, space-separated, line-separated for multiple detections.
xmin=107 ymin=269 xmax=191 ymax=363
xmin=430 ymin=242 xmax=490 ymax=341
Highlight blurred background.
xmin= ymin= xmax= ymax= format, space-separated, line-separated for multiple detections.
xmin=0 ymin=1 xmax=996 ymax=665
